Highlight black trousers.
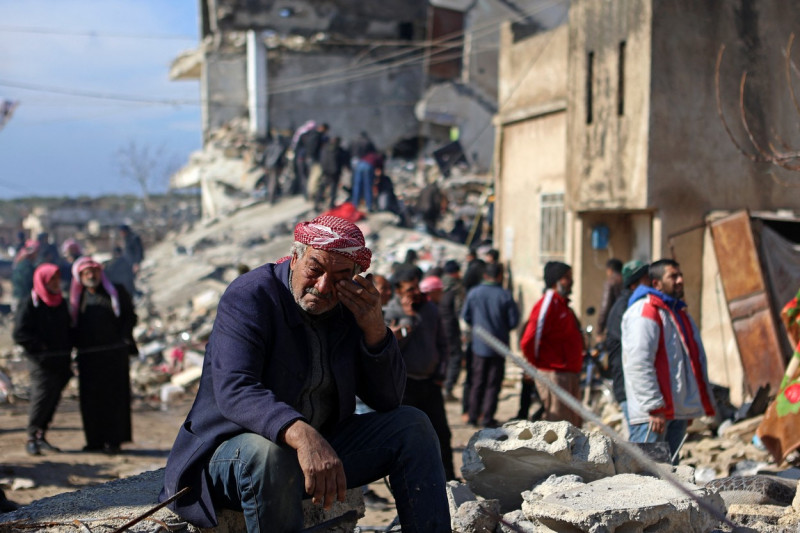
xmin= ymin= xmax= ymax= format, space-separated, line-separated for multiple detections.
xmin=26 ymin=355 xmax=72 ymax=438
xmin=443 ymin=341 xmax=463 ymax=394
xmin=517 ymin=376 xmax=542 ymax=420
xmin=468 ymin=355 xmax=505 ymax=425
xmin=402 ymin=378 xmax=455 ymax=480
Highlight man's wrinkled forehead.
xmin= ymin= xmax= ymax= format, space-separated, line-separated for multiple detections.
xmin=298 ymin=247 xmax=356 ymax=272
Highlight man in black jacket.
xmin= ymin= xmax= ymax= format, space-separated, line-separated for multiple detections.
xmin=604 ymin=259 xmax=650 ymax=426
xmin=300 ymin=123 xmax=329 ymax=201
xmin=383 ymin=268 xmax=454 ymax=480
xmin=317 ymin=136 xmax=349 ymax=209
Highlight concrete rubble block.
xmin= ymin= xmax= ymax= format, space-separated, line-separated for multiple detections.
xmin=794 ymin=480 xmax=800 ymax=512
xmin=171 ymin=365 xmax=203 ymax=388
xmin=0 ymin=469 xmax=364 ymax=533
xmin=461 ymin=420 xmax=616 ymax=511
xmin=727 ymin=503 xmax=785 ymax=528
xmin=446 ymin=480 xmax=477 ymax=517
xmin=612 ymin=441 xmax=671 ymax=475
xmin=719 ymin=415 xmax=763 ymax=440
xmin=184 ymin=350 xmax=206 ymax=366
xmin=527 ymin=474 xmax=586 ymax=502
xmin=210 ymin=488 xmax=365 ymax=533
xmin=191 ymin=288 xmax=223 ymax=316
xmin=138 ymin=340 xmax=167 ymax=360
xmin=522 ymin=473 xmax=725 ymax=533
xmin=451 ymin=499 xmax=501 ymax=533
xmin=498 ymin=509 xmax=537 ymax=533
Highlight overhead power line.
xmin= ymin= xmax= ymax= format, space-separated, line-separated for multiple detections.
xmin=270 ymin=0 xmax=565 ymax=91
xmin=0 ymin=79 xmax=198 ymax=106
xmin=0 ymin=25 xmax=196 ymax=41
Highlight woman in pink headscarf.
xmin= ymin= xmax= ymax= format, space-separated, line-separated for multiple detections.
xmin=13 ymin=263 xmax=73 ymax=456
xmin=70 ymin=256 xmax=137 ymax=454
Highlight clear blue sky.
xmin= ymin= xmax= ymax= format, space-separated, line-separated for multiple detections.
xmin=0 ymin=0 xmax=201 ymax=198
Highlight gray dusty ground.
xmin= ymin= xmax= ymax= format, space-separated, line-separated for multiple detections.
xmin=0 ymin=362 xmax=523 ymax=529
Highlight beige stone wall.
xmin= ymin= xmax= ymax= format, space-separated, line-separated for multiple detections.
xmin=496 ymin=113 xmax=568 ymax=318
xmin=496 ymin=22 xmax=571 ymax=318
xmin=647 ymin=1 xmax=800 ymax=217
xmin=498 ymin=24 xmax=568 ymax=119
xmin=566 ymin=0 xmax=652 ymax=211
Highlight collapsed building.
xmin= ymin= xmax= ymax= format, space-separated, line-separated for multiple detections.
xmin=167 ymin=0 xmax=568 ymax=219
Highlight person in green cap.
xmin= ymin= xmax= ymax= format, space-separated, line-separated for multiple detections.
xmin=603 ymin=259 xmax=650 ymax=426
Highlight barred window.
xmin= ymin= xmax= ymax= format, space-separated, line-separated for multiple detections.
xmin=540 ymin=193 xmax=565 ymax=262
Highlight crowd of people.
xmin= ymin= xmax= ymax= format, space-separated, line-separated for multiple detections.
xmin=4 ymin=199 xmax=722 ymax=530
xmin=520 ymin=256 xmax=715 ymax=461
xmin=254 ymin=122 xmax=481 ymax=242
xmin=155 ymin=212 xmax=715 ymax=532
xmin=9 ymin=225 xmax=144 ymax=457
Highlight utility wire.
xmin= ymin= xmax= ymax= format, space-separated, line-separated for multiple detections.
xmin=474 ymin=326 xmax=737 ymax=531
xmin=0 ymin=79 xmax=198 ymax=106
xmin=268 ymin=0 xmax=564 ymax=95
xmin=0 ymin=25 xmax=196 ymax=41
xmin=269 ymin=0 xmax=564 ymax=91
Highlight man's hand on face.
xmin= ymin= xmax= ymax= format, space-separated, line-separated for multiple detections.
xmin=336 ymin=274 xmax=387 ymax=348
xmin=282 ymin=420 xmax=346 ymax=510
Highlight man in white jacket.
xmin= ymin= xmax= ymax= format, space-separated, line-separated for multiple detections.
xmin=621 ymin=259 xmax=715 ymax=458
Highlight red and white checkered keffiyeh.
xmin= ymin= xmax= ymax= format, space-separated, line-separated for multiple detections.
xmin=293 ymin=215 xmax=371 ymax=271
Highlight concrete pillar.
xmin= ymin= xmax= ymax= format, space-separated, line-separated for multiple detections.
xmin=247 ymin=30 xmax=268 ymax=137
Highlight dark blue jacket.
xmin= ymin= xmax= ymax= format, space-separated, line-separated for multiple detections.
xmin=159 ymin=261 xmax=405 ymax=527
xmin=461 ymin=282 xmax=520 ymax=357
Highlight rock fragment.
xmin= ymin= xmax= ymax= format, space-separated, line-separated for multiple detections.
xmin=461 ymin=420 xmax=615 ymax=511
xmin=522 ymin=473 xmax=724 ymax=533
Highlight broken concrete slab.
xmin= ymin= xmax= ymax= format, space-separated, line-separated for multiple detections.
xmin=727 ymin=503 xmax=785 ymax=528
xmin=522 ymin=473 xmax=725 ymax=533
xmin=451 ymin=499 xmax=501 ymax=533
xmin=446 ymin=480 xmax=477 ymax=518
xmin=527 ymin=474 xmax=585 ymax=501
xmin=0 ymin=468 xmax=364 ymax=533
xmin=461 ymin=420 xmax=616 ymax=511
xmin=498 ymin=509 xmax=537 ymax=533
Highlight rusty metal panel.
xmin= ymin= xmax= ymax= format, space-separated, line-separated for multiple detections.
xmin=732 ymin=310 xmax=785 ymax=393
xmin=710 ymin=210 xmax=785 ymax=394
xmin=710 ymin=211 xmax=765 ymax=300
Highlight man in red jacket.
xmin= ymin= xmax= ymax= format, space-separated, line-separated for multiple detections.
xmin=520 ymin=261 xmax=584 ymax=427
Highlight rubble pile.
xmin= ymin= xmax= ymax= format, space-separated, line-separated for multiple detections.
xmin=453 ymin=420 xmax=800 ymax=533
xmin=127 ymin=197 xmax=470 ymax=409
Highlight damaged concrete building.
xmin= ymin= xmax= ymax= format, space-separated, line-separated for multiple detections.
xmin=495 ymin=0 xmax=800 ymax=405
xmin=168 ymin=0 xmax=567 ymax=219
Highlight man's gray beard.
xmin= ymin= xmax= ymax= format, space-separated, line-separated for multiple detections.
xmin=83 ymin=279 xmax=100 ymax=289
xmin=289 ymin=269 xmax=334 ymax=315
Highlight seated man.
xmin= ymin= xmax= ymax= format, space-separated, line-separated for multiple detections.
xmin=160 ymin=215 xmax=450 ymax=533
